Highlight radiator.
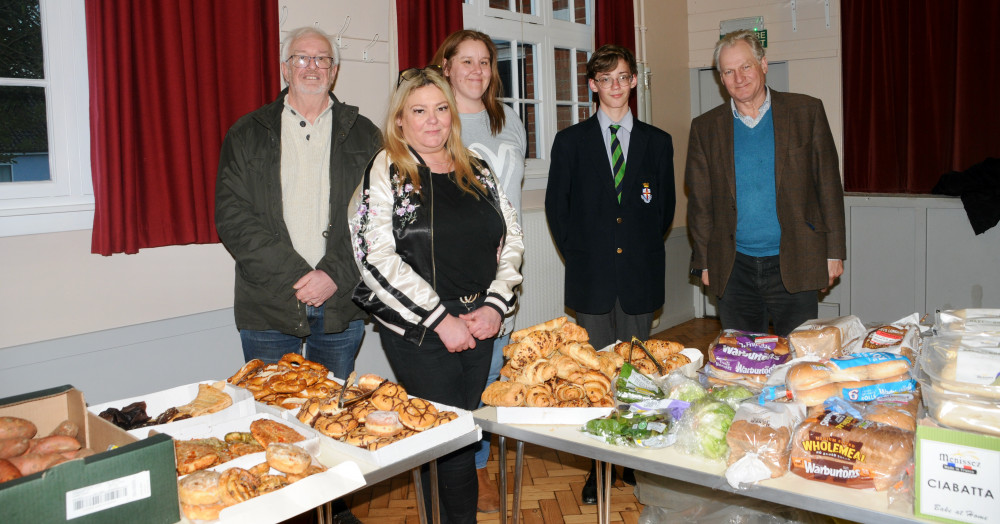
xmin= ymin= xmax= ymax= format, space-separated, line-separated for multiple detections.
xmin=512 ymin=208 xmax=567 ymax=331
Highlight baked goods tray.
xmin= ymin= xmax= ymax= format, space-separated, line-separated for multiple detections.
xmin=266 ymin=400 xmax=478 ymax=467
xmin=88 ymin=380 xmax=257 ymax=439
xmin=177 ymin=449 xmax=365 ymax=524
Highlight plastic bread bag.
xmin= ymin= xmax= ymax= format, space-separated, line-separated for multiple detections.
xmin=919 ymin=333 xmax=1000 ymax=399
xmin=706 ymin=330 xmax=791 ymax=391
xmin=935 ymin=308 xmax=1000 ymax=335
xmin=787 ymin=315 xmax=866 ymax=359
xmin=844 ymin=313 xmax=920 ymax=361
xmin=785 ymin=352 xmax=916 ymax=407
xmin=789 ymin=411 xmax=913 ymax=491
xmin=675 ymin=396 xmax=737 ymax=460
xmin=724 ymin=400 xmax=806 ymax=488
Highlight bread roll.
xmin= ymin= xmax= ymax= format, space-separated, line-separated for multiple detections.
xmin=792 ymin=372 xmax=912 ymax=406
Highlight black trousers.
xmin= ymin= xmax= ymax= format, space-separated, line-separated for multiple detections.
xmin=717 ymin=252 xmax=818 ymax=337
xmin=378 ymin=296 xmax=494 ymax=524
xmin=575 ymin=299 xmax=654 ymax=351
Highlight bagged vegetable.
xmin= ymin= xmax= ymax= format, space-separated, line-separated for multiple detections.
xmin=615 ymin=362 xmax=664 ymax=402
xmin=676 ymin=397 xmax=736 ymax=460
xmin=707 ymin=384 xmax=755 ymax=410
xmin=583 ymin=410 xmax=673 ymax=448
xmin=663 ymin=373 xmax=707 ymax=402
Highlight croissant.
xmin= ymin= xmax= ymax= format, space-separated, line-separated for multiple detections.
xmin=556 ymin=399 xmax=589 ymax=408
xmin=515 ymin=358 xmax=557 ymax=386
xmin=553 ymin=379 xmax=586 ymax=402
xmin=481 ymin=381 xmax=527 ymax=407
xmin=645 ymin=339 xmax=684 ymax=361
xmin=583 ymin=370 xmax=611 ymax=403
xmin=520 ymin=330 xmax=559 ymax=359
xmin=549 ymin=354 xmax=583 ymax=380
xmin=596 ymin=353 xmax=624 ymax=379
xmin=554 ymin=322 xmax=589 ymax=344
xmin=499 ymin=361 xmax=517 ymax=379
xmin=562 ymin=342 xmax=602 ymax=370
xmin=511 ymin=316 xmax=567 ymax=342
xmin=525 ymin=383 xmax=554 ymax=407
xmin=506 ymin=342 xmax=544 ymax=369
xmin=590 ymin=395 xmax=615 ymax=407
xmin=631 ymin=358 xmax=660 ymax=375
xmin=659 ymin=353 xmax=691 ymax=375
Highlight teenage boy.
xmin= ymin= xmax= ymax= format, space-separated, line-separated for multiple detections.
xmin=545 ymin=44 xmax=675 ymax=503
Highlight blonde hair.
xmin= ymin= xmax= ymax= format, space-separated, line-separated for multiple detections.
xmin=384 ymin=67 xmax=485 ymax=198
xmin=432 ymin=30 xmax=506 ymax=136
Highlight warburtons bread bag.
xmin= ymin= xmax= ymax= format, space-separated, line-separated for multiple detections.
xmin=705 ymin=330 xmax=790 ymax=390
xmin=790 ymin=411 xmax=912 ymax=491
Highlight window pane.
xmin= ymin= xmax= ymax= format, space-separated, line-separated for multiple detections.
xmin=521 ymin=43 xmax=536 ymax=99
xmin=578 ymin=106 xmax=591 ymax=122
xmin=0 ymin=85 xmax=49 ymax=182
xmin=556 ymin=105 xmax=573 ymax=132
xmin=519 ymin=103 xmax=538 ymax=159
xmin=552 ymin=0 xmax=569 ymax=21
xmin=574 ymin=0 xmax=589 ymax=24
xmin=517 ymin=0 xmax=534 ymax=15
xmin=554 ymin=48 xmax=571 ymax=101
xmin=495 ymin=41 xmax=537 ymax=101
xmin=576 ymin=50 xmax=590 ymax=102
xmin=0 ymin=0 xmax=44 ymax=80
xmin=489 ymin=0 xmax=508 ymax=9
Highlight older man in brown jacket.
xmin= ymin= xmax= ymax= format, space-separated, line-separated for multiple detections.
xmin=686 ymin=30 xmax=846 ymax=337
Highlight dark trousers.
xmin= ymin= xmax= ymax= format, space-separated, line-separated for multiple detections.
xmin=378 ymin=297 xmax=494 ymax=524
xmin=575 ymin=299 xmax=654 ymax=351
xmin=717 ymin=252 xmax=818 ymax=337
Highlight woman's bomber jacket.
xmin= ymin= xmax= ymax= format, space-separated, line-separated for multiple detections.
xmin=349 ymin=148 xmax=524 ymax=345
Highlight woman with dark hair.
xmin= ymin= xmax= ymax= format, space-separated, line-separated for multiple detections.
xmin=433 ymin=29 xmax=527 ymax=514
xmin=349 ymin=66 xmax=523 ymax=523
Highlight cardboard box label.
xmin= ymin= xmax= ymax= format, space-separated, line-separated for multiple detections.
xmin=918 ymin=437 xmax=1000 ymax=523
xmin=65 ymin=470 xmax=152 ymax=519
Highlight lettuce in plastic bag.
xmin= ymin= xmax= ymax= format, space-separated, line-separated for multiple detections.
xmin=583 ymin=410 xmax=673 ymax=448
xmin=677 ymin=398 xmax=736 ymax=459
xmin=707 ymin=384 xmax=754 ymax=409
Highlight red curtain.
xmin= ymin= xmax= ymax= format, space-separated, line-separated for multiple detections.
xmin=87 ymin=0 xmax=279 ymax=255
xmin=594 ymin=0 xmax=636 ymax=115
xmin=842 ymin=0 xmax=1000 ymax=193
xmin=395 ymin=0 xmax=464 ymax=71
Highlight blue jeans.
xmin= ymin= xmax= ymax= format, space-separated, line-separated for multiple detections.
xmin=717 ymin=252 xmax=818 ymax=337
xmin=239 ymin=307 xmax=364 ymax=381
xmin=475 ymin=334 xmax=508 ymax=469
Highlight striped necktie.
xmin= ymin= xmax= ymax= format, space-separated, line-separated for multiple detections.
xmin=609 ymin=124 xmax=625 ymax=203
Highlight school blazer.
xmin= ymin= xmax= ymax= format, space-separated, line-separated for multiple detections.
xmin=545 ymin=115 xmax=675 ymax=315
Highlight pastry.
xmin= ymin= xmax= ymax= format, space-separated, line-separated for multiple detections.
xmin=358 ymin=373 xmax=386 ymax=391
xmin=257 ymin=474 xmax=290 ymax=494
xmin=349 ymin=401 xmax=377 ymax=423
xmin=180 ymin=501 xmax=228 ymax=521
xmin=398 ymin=398 xmax=438 ymax=431
xmin=365 ymin=410 xmax=405 ymax=437
xmin=174 ymin=440 xmax=220 ymax=475
xmin=514 ymin=358 xmax=557 ymax=386
xmin=249 ymin=419 xmax=305 ymax=448
xmin=344 ymin=427 xmax=382 ymax=448
xmin=177 ymin=470 xmax=222 ymax=506
xmin=265 ymin=442 xmax=311 ymax=475
xmin=227 ymin=359 xmax=264 ymax=386
xmin=218 ymin=467 xmax=259 ymax=506
xmin=371 ymin=383 xmax=408 ymax=411
xmin=481 ymin=381 xmax=527 ymax=407
xmin=525 ymin=383 xmax=554 ymax=407
xmin=583 ymin=370 xmax=611 ymax=402
xmin=175 ymin=383 xmax=233 ymax=418
xmin=511 ymin=316 xmax=567 ymax=342
xmin=286 ymin=464 xmax=326 ymax=483
xmin=314 ymin=412 xmax=358 ymax=439
xmin=432 ymin=411 xmax=459 ymax=427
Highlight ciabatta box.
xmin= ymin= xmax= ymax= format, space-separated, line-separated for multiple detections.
xmin=87 ymin=380 xmax=256 ymax=438
xmin=914 ymin=418 xmax=1000 ymax=524
xmin=273 ymin=400 xmax=478 ymax=467
xmin=0 ymin=385 xmax=178 ymax=524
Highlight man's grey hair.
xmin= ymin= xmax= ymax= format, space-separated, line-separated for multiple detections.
xmin=281 ymin=27 xmax=340 ymax=66
xmin=714 ymin=30 xmax=765 ymax=73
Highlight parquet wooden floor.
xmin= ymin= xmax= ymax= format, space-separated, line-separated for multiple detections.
xmin=342 ymin=317 xmax=723 ymax=523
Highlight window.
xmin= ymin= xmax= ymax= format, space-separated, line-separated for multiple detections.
xmin=0 ymin=0 xmax=92 ymax=236
xmin=464 ymin=0 xmax=592 ymax=190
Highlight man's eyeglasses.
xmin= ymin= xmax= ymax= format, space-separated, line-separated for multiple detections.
xmin=286 ymin=55 xmax=335 ymax=69
xmin=396 ymin=65 xmax=443 ymax=87
xmin=594 ymin=73 xmax=634 ymax=88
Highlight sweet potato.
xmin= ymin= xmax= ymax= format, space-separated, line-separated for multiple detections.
xmin=27 ymin=435 xmax=81 ymax=455
xmin=0 ymin=438 xmax=30 ymax=459
xmin=0 ymin=417 xmax=37 ymax=440
xmin=8 ymin=452 xmax=66 ymax=476
xmin=0 ymin=458 xmax=22 ymax=483
xmin=48 ymin=419 xmax=80 ymax=439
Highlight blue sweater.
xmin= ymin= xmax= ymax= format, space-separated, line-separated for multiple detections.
xmin=733 ymin=112 xmax=780 ymax=256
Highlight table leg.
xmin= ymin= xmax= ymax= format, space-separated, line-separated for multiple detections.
xmin=498 ymin=435 xmax=508 ymax=524
xmin=430 ymin=460 xmax=440 ymax=524
xmin=412 ymin=468 xmax=427 ymax=524
xmin=595 ymin=460 xmax=605 ymax=524
xmin=601 ymin=461 xmax=611 ymax=524
xmin=512 ymin=440 xmax=524 ymax=524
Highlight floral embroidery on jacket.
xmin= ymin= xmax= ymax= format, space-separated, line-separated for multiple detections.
xmin=391 ymin=172 xmax=420 ymax=226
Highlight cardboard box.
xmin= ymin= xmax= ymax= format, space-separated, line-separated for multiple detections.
xmin=87 ymin=381 xmax=257 ymax=439
xmin=295 ymin=401 xmax=478 ymax=467
xmin=914 ymin=419 xmax=1000 ymax=524
xmin=0 ymin=385 xmax=178 ymax=524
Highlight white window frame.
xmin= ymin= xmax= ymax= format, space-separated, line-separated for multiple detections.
xmin=0 ymin=0 xmax=93 ymax=237
xmin=463 ymin=0 xmax=593 ymax=191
